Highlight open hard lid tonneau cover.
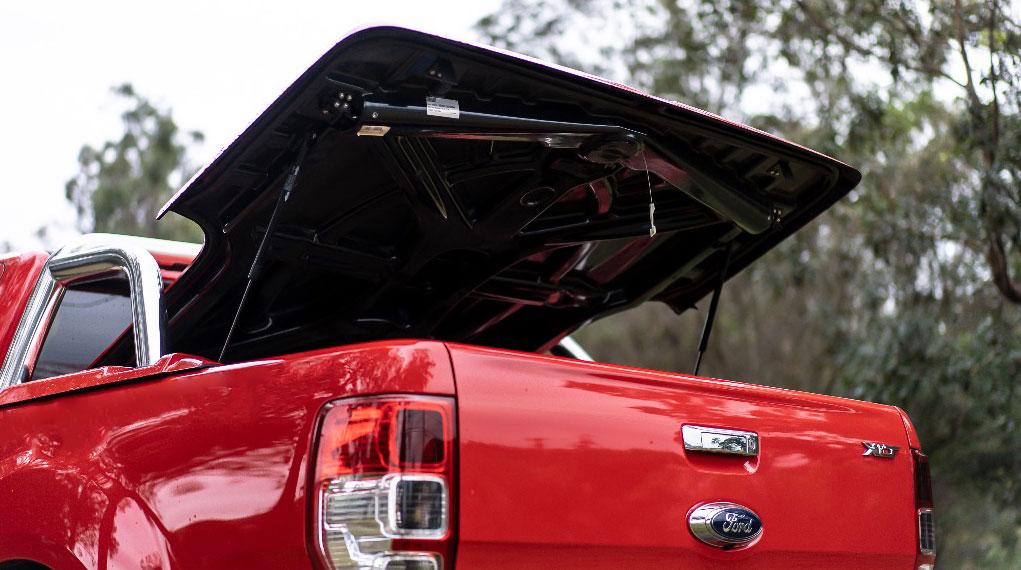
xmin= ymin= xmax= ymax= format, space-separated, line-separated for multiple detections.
xmin=158 ymin=26 xmax=860 ymax=362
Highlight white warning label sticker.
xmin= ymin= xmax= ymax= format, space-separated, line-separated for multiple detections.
xmin=426 ymin=96 xmax=460 ymax=119
xmin=357 ymin=125 xmax=391 ymax=137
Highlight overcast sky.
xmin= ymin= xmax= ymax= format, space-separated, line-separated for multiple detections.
xmin=0 ymin=0 xmax=500 ymax=250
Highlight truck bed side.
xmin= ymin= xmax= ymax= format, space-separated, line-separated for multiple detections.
xmin=0 ymin=341 xmax=453 ymax=569
xmin=450 ymin=344 xmax=918 ymax=569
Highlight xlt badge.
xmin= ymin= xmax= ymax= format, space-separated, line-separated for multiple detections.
xmin=862 ymin=441 xmax=899 ymax=458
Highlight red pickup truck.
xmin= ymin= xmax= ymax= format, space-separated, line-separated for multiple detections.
xmin=0 ymin=27 xmax=934 ymax=569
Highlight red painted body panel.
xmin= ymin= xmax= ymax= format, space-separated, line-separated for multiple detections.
xmin=0 ymin=252 xmax=47 ymax=356
xmin=449 ymin=344 xmax=918 ymax=569
xmin=0 ymin=353 xmax=215 ymax=407
xmin=0 ymin=247 xmax=925 ymax=568
xmin=0 ymin=340 xmax=454 ymax=569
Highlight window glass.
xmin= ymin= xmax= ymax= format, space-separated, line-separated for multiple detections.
xmin=31 ymin=278 xmax=132 ymax=380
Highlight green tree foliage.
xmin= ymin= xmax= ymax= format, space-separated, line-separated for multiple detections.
xmin=479 ymin=1 xmax=1021 ymax=566
xmin=65 ymin=84 xmax=203 ymax=242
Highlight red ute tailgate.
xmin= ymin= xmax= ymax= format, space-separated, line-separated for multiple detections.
xmin=449 ymin=344 xmax=916 ymax=569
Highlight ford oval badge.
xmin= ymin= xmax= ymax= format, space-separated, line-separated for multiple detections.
xmin=688 ymin=502 xmax=762 ymax=548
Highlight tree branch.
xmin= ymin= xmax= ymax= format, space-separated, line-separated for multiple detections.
xmin=989 ymin=0 xmax=1001 ymax=152
xmin=968 ymin=0 xmax=1021 ymax=305
xmin=795 ymin=0 xmax=968 ymax=89
xmin=953 ymin=0 xmax=983 ymax=109
xmin=987 ymin=228 xmax=1021 ymax=303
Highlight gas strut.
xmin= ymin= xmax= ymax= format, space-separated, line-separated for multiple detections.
xmin=219 ymin=136 xmax=312 ymax=362
xmin=692 ymin=243 xmax=734 ymax=376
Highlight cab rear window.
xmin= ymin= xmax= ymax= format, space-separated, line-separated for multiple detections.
xmin=31 ymin=278 xmax=132 ymax=380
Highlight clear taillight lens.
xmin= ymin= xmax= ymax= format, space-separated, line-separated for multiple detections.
xmin=918 ymin=508 xmax=935 ymax=554
xmin=312 ymin=396 xmax=455 ymax=570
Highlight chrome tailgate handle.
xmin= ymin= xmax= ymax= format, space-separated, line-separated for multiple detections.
xmin=682 ymin=425 xmax=759 ymax=457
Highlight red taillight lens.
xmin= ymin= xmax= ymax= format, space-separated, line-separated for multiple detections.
xmin=913 ymin=450 xmax=933 ymax=506
xmin=913 ymin=450 xmax=936 ymax=567
xmin=312 ymin=396 xmax=455 ymax=570
xmin=316 ymin=399 xmax=452 ymax=478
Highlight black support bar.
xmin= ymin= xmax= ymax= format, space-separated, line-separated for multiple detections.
xmin=693 ymin=244 xmax=734 ymax=376
xmin=218 ymin=136 xmax=312 ymax=362
xmin=359 ymin=101 xmax=776 ymax=234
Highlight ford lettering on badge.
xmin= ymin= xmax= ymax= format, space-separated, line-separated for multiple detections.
xmin=688 ymin=502 xmax=763 ymax=548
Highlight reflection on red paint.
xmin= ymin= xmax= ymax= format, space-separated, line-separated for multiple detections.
xmin=0 ymin=341 xmax=454 ymax=568
xmin=450 ymin=343 xmax=920 ymax=569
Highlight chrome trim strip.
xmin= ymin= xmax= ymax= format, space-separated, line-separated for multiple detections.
xmin=682 ymin=425 xmax=759 ymax=457
xmin=0 ymin=234 xmax=166 ymax=388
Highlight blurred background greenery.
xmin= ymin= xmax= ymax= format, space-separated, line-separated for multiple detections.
xmin=46 ymin=1 xmax=1021 ymax=566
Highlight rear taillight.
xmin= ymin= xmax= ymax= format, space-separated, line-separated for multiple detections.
xmin=312 ymin=396 xmax=456 ymax=570
xmin=913 ymin=450 xmax=936 ymax=568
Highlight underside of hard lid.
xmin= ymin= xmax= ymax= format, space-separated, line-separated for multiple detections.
xmin=147 ymin=26 xmax=860 ymax=363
